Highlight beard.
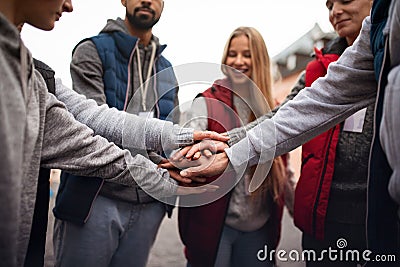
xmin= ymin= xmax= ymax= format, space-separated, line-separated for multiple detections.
xmin=126 ymin=8 xmax=160 ymax=30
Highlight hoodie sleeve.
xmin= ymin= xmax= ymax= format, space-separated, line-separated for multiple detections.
xmin=225 ymin=17 xmax=377 ymax=173
xmin=40 ymin=82 xmax=177 ymax=198
xmin=226 ymin=71 xmax=306 ymax=146
xmin=54 ymin=78 xmax=194 ymax=151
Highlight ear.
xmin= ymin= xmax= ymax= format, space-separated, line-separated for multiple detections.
xmin=161 ymin=0 xmax=164 ymax=12
xmin=121 ymin=0 xmax=127 ymax=7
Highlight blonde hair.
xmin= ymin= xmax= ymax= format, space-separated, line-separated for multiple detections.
xmin=221 ymin=26 xmax=286 ymax=201
xmin=221 ymin=26 xmax=274 ymax=112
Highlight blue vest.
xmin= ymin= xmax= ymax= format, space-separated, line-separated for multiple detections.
xmin=91 ymin=31 xmax=177 ymax=120
xmin=368 ymin=0 xmax=398 ymax=261
xmin=54 ymin=32 xmax=178 ymax=224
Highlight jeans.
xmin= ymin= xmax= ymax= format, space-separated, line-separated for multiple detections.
xmin=53 ymin=195 xmax=165 ymax=267
xmin=214 ymin=224 xmax=274 ymax=267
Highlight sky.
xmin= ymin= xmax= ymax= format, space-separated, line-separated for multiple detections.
xmin=21 ymin=0 xmax=333 ymax=104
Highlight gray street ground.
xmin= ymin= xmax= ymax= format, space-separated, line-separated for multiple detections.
xmin=146 ymin=149 xmax=306 ymax=267
xmin=45 ymin=149 xmax=305 ymax=267
xmin=147 ymin=208 xmax=305 ymax=267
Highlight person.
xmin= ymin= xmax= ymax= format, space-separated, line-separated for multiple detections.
xmin=0 ymin=0 xmax=217 ymax=266
xmin=24 ymin=60 xmax=226 ymax=267
xmin=175 ymin=0 xmax=400 ymax=264
xmin=203 ymin=2 xmax=373 ymax=265
xmin=178 ymin=27 xmax=290 ymax=267
xmin=23 ymin=58 xmax=58 ymax=267
xmin=219 ymin=1 xmax=371 ymax=266
xmin=52 ymin=0 xmax=183 ymax=266
xmin=294 ymin=1 xmax=373 ymax=266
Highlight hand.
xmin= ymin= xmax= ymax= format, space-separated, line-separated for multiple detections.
xmin=178 ymin=152 xmax=229 ymax=178
xmin=171 ymin=140 xmax=229 ymax=161
xmin=158 ymin=159 xmax=206 ymax=184
xmin=176 ymin=183 xmax=219 ymax=195
xmin=193 ymin=130 xmax=229 ymax=142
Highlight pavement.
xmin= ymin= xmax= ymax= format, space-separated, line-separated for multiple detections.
xmin=45 ymin=148 xmax=306 ymax=266
xmin=147 ymin=148 xmax=306 ymax=267
xmin=147 ymin=207 xmax=306 ymax=267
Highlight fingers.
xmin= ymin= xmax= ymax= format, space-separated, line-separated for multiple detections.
xmin=171 ymin=139 xmax=228 ymax=162
xmin=192 ymin=150 xmax=212 ymax=160
xmin=204 ymin=149 xmax=213 ymax=157
xmin=192 ymin=151 xmax=202 ymax=160
xmin=180 ymin=165 xmax=209 ymax=177
xmin=185 ymin=140 xmax=228 ymax=159
xmin=168 ymin=167 xmax=207 ymax=184
xmin=185 ymin=141 xmax=215 ymax=159
xmin=193 ymin=130 xmax=230 ymax=142
xmin=158 ymin=158 xmax=169 ymax=164
xmin=176 ymin=184 xmax=219 ymax=196
xmin=167 ymin=169 xmax=192 ymax=184
xmin=188 ymin=176 xmax=207 ymax=183
xmin=158 ymin=161 xmax=175 ymax=169
xmin=166 ymin=157 xmax=202 ymax=170
xmin=159 ymin=161 xmax=207 ymax=183
xmin=180 ymin=152 xmax=229 ymax=178
xmin=170 ymin=146 xmax=192 ymax=161
xmin=214 ymin=141 xmax=229 ymax=151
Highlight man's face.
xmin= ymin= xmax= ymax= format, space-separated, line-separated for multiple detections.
xmin=123 ymin=0 xmax=163 ymax=30
xmin=21 ymin=0 xmax=73 ymax=31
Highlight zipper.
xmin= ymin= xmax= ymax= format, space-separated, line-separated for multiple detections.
xmin=152 ymin=62 xmax=160 ymax=118
xmin=312 ymin=126 xmax=336 ymax=236
xmin=365 ymin=36 xmax=389 ymax=249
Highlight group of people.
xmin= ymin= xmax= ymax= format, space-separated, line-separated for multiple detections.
xmin=1 ymin=0 xmax=225 ymax=266
xmin=1 ymin=0 xmax=399 ymax=267
xmin=173 ymin=0 xmax=400 ymax=266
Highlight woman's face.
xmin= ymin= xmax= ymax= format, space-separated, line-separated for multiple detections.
xmin=326 ymin=0 xmax=372 ymax=45
xmin=225 ymin=34 xmax=253 ymax=85
xmin=19 ymin=0 xmax=73 ymax=30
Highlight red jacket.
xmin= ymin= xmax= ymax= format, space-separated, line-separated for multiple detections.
xmin=293 ymin=47 xmax=341 ymax=240
xmin=179 ymin=79 xmax=283 ymax=267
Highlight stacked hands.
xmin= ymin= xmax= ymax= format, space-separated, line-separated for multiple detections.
xmin=158 ymin=131 xmax=231 ymax=195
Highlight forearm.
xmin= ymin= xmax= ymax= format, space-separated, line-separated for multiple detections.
xmin=55 ymin=79 xmax=193 ymax=151
xmin=41 ymin=91 xmax=177 ymax=198
xmin=226 ymin=17 xmax=377 ymax=172
xmin=227 ymin=71 xmax=306 ymax=146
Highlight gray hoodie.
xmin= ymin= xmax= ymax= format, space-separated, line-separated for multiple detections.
xmin=69 ymin=18 xmax=179 ymax=202
xmin=381 ymin=0 xmax=400 ymax=214
xmin=0 ymin=14 xmax=176 ymax=266
xmin=55 ymin=79 xmax=193 ymax=152
xmin=226 ymin=16 xmax=400 ymax=214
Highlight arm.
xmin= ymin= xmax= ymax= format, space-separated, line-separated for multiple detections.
xmin=70 ymin=40 xmax=107 ymax=104
xmin=55 ymin=79 xmax=194 ymax=151
xmin=227 ymin=71 xmax=306 ymax=146
xmin=40 ymin=89 xmax=177 ymax=198
xmin=226 ymin=17 xmax=377 ymax=173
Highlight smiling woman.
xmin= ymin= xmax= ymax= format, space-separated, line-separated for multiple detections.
xmin=327 ymin=0 xmax=373 ymax=45
xmin=177 ymin=26 xmax=289 ymax=267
